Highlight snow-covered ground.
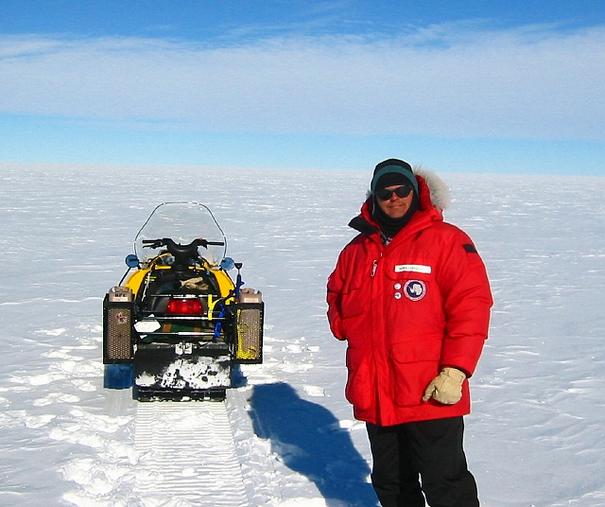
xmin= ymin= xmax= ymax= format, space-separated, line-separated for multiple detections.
xmin=1 ymin=164 xmax=604 ymax=506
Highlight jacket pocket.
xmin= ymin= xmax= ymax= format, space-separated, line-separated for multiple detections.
xmin=340 ymin=283 xmax=367 ymax=320
xmin=340 ymin=284 xmax=370 ymax=341
xmin=345 ymin=347 xmax=373 ymax=411
xmin=390 ymin=337 xmax=442 ymax=407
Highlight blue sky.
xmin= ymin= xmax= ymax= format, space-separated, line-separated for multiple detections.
xmin=1 ymin=0 xmax=604 ymax=175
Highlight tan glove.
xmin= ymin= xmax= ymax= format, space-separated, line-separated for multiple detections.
xmin=422 ymin=367 xmax=466 ymax=404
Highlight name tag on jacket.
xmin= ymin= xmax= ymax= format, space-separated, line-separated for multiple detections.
xmin=394 ymin=264 xmax=432 ymax=274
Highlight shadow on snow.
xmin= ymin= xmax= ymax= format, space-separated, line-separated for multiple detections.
xmin=249 ymin=382 xmax=378 ymax=507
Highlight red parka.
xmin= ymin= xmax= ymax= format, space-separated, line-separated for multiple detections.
xmin=327 ymin=173 xmax=493 ymax=426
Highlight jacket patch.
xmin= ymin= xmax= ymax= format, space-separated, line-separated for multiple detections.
xmin=394 ymin=264 xmax=432 ymax=274
xmin=404 ymin=280 xmax=426 ymax=301
xmin=463 ymin=243 xmax=478 ymax=254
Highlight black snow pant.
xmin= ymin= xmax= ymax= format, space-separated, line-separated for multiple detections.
xmin=366 ymin=417 xmax=479 ymax=507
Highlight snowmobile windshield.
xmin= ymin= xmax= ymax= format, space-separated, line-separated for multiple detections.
xmin=134 ymin=202 xmax=227 ymax=265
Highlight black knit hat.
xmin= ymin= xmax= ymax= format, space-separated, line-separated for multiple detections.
xmin=371 ymin=158 xmax=418 ymax=195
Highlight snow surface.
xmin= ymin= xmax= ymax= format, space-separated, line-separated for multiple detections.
xmin=1 ymin=164 xmax=604 ymax=506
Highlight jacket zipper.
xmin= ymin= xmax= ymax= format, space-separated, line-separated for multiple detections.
xmin=369 ymin=252 xmax=383 ymax=413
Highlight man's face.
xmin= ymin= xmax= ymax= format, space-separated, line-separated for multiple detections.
xmin=376 ymin=184 xmax=414 ymax=219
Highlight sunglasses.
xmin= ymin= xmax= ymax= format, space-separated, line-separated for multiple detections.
xmin=375 ymin=184 xmax=413 ymax=201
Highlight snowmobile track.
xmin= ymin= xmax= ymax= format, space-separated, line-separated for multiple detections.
xmin=134 ymin=401 xmax=248 ymax=506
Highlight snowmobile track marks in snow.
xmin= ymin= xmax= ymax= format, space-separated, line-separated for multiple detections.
xmin=134 ymin=401 xmax=248 ymax=506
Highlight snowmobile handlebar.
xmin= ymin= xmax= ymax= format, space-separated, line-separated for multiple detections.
xmin=142 ymin=238 xmax=224 ymax=259
xmin=142 ymin=238 xmax=224 ymax=248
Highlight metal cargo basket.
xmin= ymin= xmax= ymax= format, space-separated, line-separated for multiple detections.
xmin=234 ymin=289 xmax=264 ymax=364
xmin=103 ymin=286 xmax=134 ymax=363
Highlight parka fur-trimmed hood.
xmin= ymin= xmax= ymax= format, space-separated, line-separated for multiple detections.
xmin=413 ymin=166 xmax=450 ymax=211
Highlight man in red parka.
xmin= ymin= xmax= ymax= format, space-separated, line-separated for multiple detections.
xmin=327 ymin=159 xmax=493 ymax=507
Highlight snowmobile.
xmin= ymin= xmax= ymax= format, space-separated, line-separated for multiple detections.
xmin=102 ymin=202 xmax=264 ymax=401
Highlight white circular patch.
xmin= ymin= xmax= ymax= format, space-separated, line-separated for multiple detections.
xmin=394 ymin=282 xmax=402 ymax=290
xmin=404 ymin=280 xmax=426 ymax=301
xmin=394 ymin=292 xmax=402 ymax=300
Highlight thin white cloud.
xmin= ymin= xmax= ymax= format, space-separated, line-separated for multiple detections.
xmin=0 ymin=23 xmax=603 ymax=141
